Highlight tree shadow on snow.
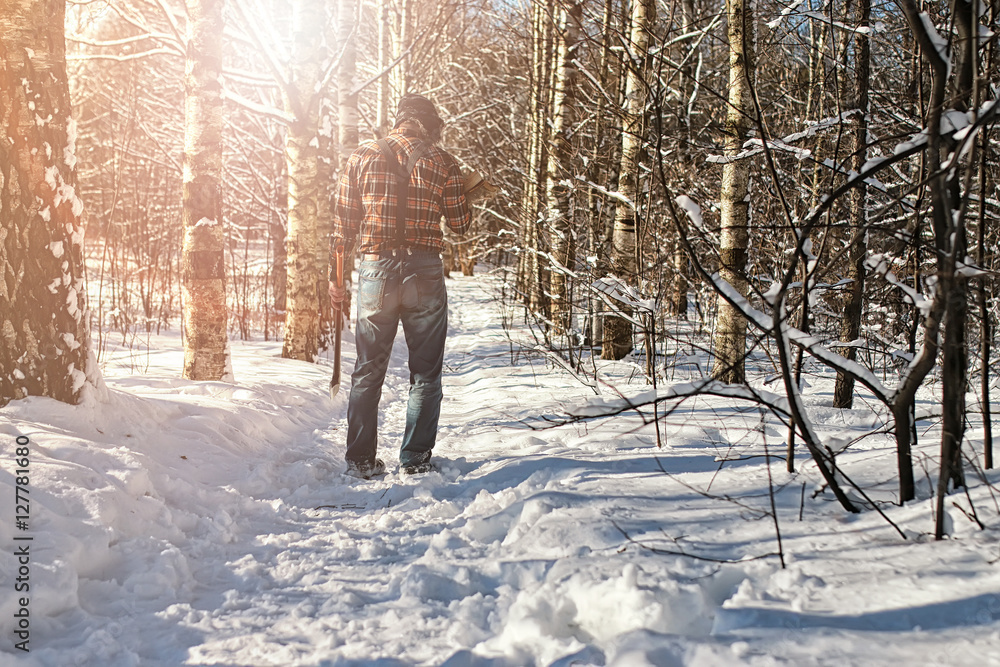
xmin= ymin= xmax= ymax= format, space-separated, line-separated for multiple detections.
xmin=714 ymin=591 xmax=1000 ymax=634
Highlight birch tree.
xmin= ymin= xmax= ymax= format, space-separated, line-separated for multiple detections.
xmin=392 ymin=0 xmax=414 ymax=99
xmin=519 ymin=0 xmax=555 ymax=315
xmin=0 ymin=0 xmax=101 ymax=406
xmin=546 ymin=1 xmax=583 ymax=335
xmin=376 ymin=0 xmax=392 ymax=135
xmin=181 ymin=0 xmax=230 ymax=381
xmin=281 ymin=0 xmax=325 ymax=362
xmin=337 ymin=0 xmax=359 ymax=170
xmin=603 ymin=0 xmax=654 ymax=360
xmin=317 ymin=0 xmax=359 ymax=333
xmin=710 ymin=0 xmax=755 ymax=383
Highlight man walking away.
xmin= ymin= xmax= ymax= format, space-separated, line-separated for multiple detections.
xmin=331 ymin=95 xmax=472 ymax=479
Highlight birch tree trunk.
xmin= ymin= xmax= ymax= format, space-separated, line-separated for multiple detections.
xmin=376 ymin=0 xmax=392 ymax=136
xmin=392 ymin=0 xmax=413 ymax=98
xmin=602 ymin=0 xmax=654 ymax=360
xmin=0 ymin=0 xmax=101 ymax=406
xmin=323 ymin=0 xmax=359 ymax=320
xmin=337 ymin=0 xmax=360 ymax=170
xmin=833 ymin=0 xmax=871 ymax=408
xmin=518 ymin=0 xmax=554 ymax=315
xmin=314 ymin=9 xmax=342 ymax=351
xmin=584 ymin=0 xmax=619 ymax=346
xmin=281 ymin=0 xmax=324 ymax=362
xmin=710 ymin=0 xmax=755 ymax=383
xmin=181 ymin=0 xmax=230 ymax=381
xmin=546 ymin=2 xmax=583 ymax=335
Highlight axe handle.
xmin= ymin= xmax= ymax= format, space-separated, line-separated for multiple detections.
xmin=331 ymin=245 xmax=346 ymax=396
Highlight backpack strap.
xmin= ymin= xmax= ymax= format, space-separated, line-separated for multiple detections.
xmin=376 ymin=138 xmax=429 ymax=249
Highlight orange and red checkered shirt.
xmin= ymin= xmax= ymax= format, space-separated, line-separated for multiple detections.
xmin=332 ymin=128 xmax=471 ymax=254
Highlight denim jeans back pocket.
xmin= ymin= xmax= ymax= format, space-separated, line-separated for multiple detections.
xmin=415 ymin=272 xmax=446 ymax=312
xmin=358 ymin=268 xmax=387 ymax=313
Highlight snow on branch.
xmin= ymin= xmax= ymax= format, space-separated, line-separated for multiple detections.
xmin=348 ymin=47 xmax=414 ymax=99
xmin=592 ymin=276 xmax=655 ymax=314
xmin=918 ymin=13 xmax=950 ymax=68
xmin=224 ymin=68 xmax=280 ymax=88
xmin=705 ymin=110 xmax=862 ymax=164
xmin=573 ymin=176 xmax=635 ymax=210
xmin=67 ymin=48 xmax=183 ymax=63
xmin=67 ymin=32 xmax=181 ymax=52
xmin=705 ymin=272 xmax=892 ymax=404
xmin=674 ymin=195 xmax=711 ymax=237
xmin=765 ymin=0 xmax=808 ymax=28
xmin=944 ymin=95 xmax=1000 ymax=171
xmin=151 ymin=0 xmax=185 ymax=47
xmin=865 ymin=254 xmax=932 ymax=317
xmin=673 ymin=193 xmax=722 ymax=258
xmin=222 ymin=88 xmax=294 ymax=125
xmin=898 ymin=0 xmax=950 ymax=78
xmin=516 ymin=245 xmax=648 ymax=328
xmin=769 ymin=11 xmax=882 ymax=39
xmin=801 ymin=130 xmax=930 ymax=230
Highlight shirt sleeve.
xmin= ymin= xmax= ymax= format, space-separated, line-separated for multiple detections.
xmin=440 ymin=159 xmax=472 ymax=236
xmin=332 ymin=155 xmax=363 ymax=251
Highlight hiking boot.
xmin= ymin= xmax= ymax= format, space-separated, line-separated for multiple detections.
xmin=346 ymin=458 xmax=386 ymax=480
xmin=400 ymin=460 xmax=435 ymax=475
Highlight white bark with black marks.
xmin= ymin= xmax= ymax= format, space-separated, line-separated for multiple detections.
xmin=710 ymin=0 xmax=755 ymax=384
xmin=603 ymin=0 xmax=654 ymax=361
xmin=0 ymin=0 xmax=103 ymax=405
xmin=182 ymin=0 xmax=231 ymax=382
xmin=281 ymin=0 xmax=325 ymax=362
xmin=546 ymin=1 xmax=583 ymax=336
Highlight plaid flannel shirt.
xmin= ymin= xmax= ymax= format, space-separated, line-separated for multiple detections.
xmin=332 ymin=128 xmax=471 ymax=258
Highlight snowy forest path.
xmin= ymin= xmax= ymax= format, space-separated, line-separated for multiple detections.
xmin=173 ymin=274 xmax=608 ymax=665
xmin=8 ymin=274 xmax=1000 ymax=666
xmin=154 ymin=274 xmax=1000 ymax=666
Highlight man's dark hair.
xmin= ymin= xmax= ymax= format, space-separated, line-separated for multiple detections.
xmin=394 ymin=94 xmax=443 ymax=143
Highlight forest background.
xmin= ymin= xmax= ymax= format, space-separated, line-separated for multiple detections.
xmin=1 ymin=0 xmax=1000 ymax=544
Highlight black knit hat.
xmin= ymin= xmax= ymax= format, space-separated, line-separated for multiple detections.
xmin=394 ymin=94 xmax=443 ymax=140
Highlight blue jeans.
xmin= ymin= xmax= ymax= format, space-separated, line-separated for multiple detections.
xmin=345 ymin=252 xmax=448 ymax=468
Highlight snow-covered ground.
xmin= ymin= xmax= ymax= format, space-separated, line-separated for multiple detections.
xmin=2 ymin=272 xmax=1000 ymax=666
